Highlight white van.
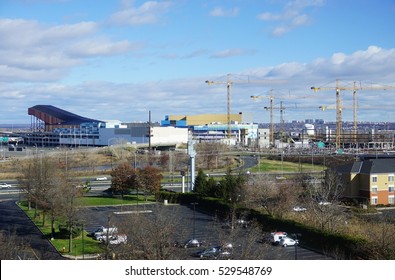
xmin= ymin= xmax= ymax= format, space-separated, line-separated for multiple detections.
xmin=89 ymin=226 xmax=118 ymax=239
xmin=270 ymin=232 xmax=287 ymax=245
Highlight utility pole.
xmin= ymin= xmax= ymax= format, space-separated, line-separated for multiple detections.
xmin=188 ymin=137 xmax=196 ymax=191
xmin=148 ymin=110 xmax=152 ymax=150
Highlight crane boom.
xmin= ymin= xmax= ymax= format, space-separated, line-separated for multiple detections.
xmin=312 ymin=80 xmax=395 ymax=148
xmin=251 ymin=91 xmax=315 ymax=147
xmin=251 ymin=90 xmax=274 ymax=145
xmin=206 ymin=74 xmax=285 ymax=139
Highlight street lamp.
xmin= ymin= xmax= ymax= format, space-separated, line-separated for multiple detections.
xmin=42 ymin=136 xmax=48 ymax=148
xmin=191 ymin=202 xmax=198 ymax=239
xmin=293 ymin=233 xmax=301 ymax=260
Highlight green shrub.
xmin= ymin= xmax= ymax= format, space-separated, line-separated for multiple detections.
xmin=58 ymin=224 xmax=82 ymax=238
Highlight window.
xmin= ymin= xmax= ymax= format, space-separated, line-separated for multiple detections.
xmin=389 ymin=195 xmax=394 ymax=205
xmin=389 ymin=186 xmax=394 ymax=193
xmin=389 ymin=175 xmax=394 ymax=182
xmin=371 ymin=196 xmax=378 ymax=205
xmin=372 ymin=176 xmax=378 ymax=183
xmin=371 ymin=186 xmax=378 ymax=194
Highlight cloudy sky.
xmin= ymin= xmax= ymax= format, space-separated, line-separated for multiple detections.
xmin=1 ymin=0 xmax=395 ymax=125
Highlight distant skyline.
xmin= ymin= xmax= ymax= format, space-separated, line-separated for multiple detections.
xmin=1 ymin=0 xmax=395 ymax=125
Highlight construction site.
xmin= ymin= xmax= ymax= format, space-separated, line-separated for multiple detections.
xmin=0 ymin=78 xmax=395 ymax=154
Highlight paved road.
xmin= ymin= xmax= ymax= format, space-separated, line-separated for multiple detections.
xmin=0 ymin=199 xmax=65 ymax=260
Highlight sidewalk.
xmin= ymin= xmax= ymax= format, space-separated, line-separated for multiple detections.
xmin=62 ymin=253 xmax=101 ymax=260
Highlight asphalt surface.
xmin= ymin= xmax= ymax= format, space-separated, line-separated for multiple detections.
xmin=5 ymin=185 xmax=395 ymax=260
xmin=0 ymin=198 xmax=65 ymax=260
xmin=77 ymin=203 xmax=333 ymax=260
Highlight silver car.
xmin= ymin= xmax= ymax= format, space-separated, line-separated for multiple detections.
xmin=280 ymin=237 xmax=299 ymax=247
xmin=0 ymin=183 xmax=12 ymax=189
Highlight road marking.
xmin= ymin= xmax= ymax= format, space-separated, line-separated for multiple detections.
xmin=113 ymin=210 xmax=153 ymax=215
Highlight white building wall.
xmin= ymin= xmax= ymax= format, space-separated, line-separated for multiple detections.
xmin=151 ymin=127 xmax=188 ymax=145
xmin=258 ymin=128 xmax=270 ymax=148
xmin=98 ymin=126 xmax=188 ymax=146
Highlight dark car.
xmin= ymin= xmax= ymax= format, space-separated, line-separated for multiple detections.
xmin=192 ymin=246 xmax=221 ymax=259
xmin=192 ymin=245 xmax=233 ymax=259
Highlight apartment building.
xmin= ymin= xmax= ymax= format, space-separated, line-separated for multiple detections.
xmin=337 ymin=157 xmax=395 ymax=205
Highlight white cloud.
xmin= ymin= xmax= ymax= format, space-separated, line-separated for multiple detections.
xmin=109 ymin=1 xmax=173 ymax=26
xmin=257 ymin=0 xmax=324 ymax=37
xmin=210 ymin=48 xmax=255 ymax=58
xmin=67 ymin=39 xmax=143 ymax=57
xmin=209 ymin=7 xmax=240 ymax=17
xmin=0 ymin=19 xmax=97 ymax=48
xmin=0 ymin=19 xmax=139 ymax=83
xmin=1 ymin=46 xmax=395 ymax=124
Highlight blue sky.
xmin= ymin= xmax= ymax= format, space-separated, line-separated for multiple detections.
xmin=1 ymin=0 xmax=395 ymax=124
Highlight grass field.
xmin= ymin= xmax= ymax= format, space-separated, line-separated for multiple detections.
xmin=18 ymin=195 xmax=155 ymax=257
xmin=249 ymin=158 xmax=325 ymax=173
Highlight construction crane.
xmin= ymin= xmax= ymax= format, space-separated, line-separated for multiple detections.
xmin=311 ymin=80 xmax=395 ymax=149
xmin=319 ymin=104 xmax=395 ymax=143
xmin=265 ymin=101 xmax=286 ymax=139
xmin=205 ymin=74 xmax=284 ymax=138
xmin=251 ymin=90 xmax=312 ymax=146
xmin=251 ymin=90 xmax=275 ymax=145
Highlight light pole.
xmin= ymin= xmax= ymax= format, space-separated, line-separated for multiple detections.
xmin=42 ymin=136 xmax=48 ymax=148
xmin=191 ymin=202 xmax=198 ymax=239
xmin=82 ymin=223 xmax=85 ymax=260
xmin=293 ymin=233 xmax=300 ymax=260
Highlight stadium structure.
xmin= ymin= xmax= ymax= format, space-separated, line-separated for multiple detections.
xmin=17 ymin=105 xmax=188 ymax=148
xmin=28 ymin=105 xmax=103 ymax=132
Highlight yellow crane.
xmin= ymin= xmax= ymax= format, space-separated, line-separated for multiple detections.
xmin=206 ymin=74 xmax=284 ymax=138
xmin=319 ymin=104 xmax=395 ymax=143
xmin=311 ymin=80 xmax=395 ymax=148
xmin=265 ymin=101 xmax=287 ymax=140
xmin=251 ymin=90 xmax=275 ymax=145
xmin=251 ymin=90 xmax=313 ymax=146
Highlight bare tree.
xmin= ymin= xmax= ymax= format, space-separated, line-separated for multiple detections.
xmin=110 ymin=205 xmax=186 ymax=260
xmin=361 ymin=214 xmax=395 ymax=259
xmin=212 ymin=214 xmax=289 ymax=260
xmin=0 ymin=229 xmax=33 ymax=260
xmin=303 ymin=169 xmax=346 ymax=232
xmin=245 ymin=174 xmax=297 ymax=219
xmin=18 ymin=153 xmax=61 ymax=228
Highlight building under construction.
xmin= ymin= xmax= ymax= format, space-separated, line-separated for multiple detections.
xmin=28 ymin=105 xmax=103 ymax=132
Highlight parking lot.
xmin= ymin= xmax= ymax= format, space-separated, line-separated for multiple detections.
xmin=77 ymin=203 xmax=332 ymax=260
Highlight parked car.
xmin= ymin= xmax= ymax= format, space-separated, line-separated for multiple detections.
xmin=0 ymin=183 xmax=12 ymax=189
xmin=280 ymin=236 xmax=298 ymax=247
xmin=192 ymin=246 xmax=221 ymax=259
xmin=293 ymin=206 xmax=307 ymax=212
xmin=318 ymin=201 xmax=332 ymax=206
xmin=192 ymin=245 xmax=233 ymax=259
xmin=96 ymin=176 xmax=108 ymax=181
xmin=100 ymin=234 xmax=127 ymax=245
xmin=88 ymin=226 xmax=118 ymax=239
xmin=269 ymin=232 xmax=287 ymax=245
xmin=183 ymin=238 xmax=204 ymax=248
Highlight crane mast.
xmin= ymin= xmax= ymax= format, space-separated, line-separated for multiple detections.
xmin=206 ymin=74 xmax=284 ymax=139
xmin=312 ymin=80 xmax=395 ymax=149
xmin=251 ymin=90 xmax=274 ymax=146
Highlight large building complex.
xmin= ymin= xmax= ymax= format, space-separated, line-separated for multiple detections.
xmin=23 ymin=105 xmax=189 ymax=148
xmin=161 ymin=113 xmax=259 ymax=146
xmin=1 ymin=105 xmax=394 ymax=153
